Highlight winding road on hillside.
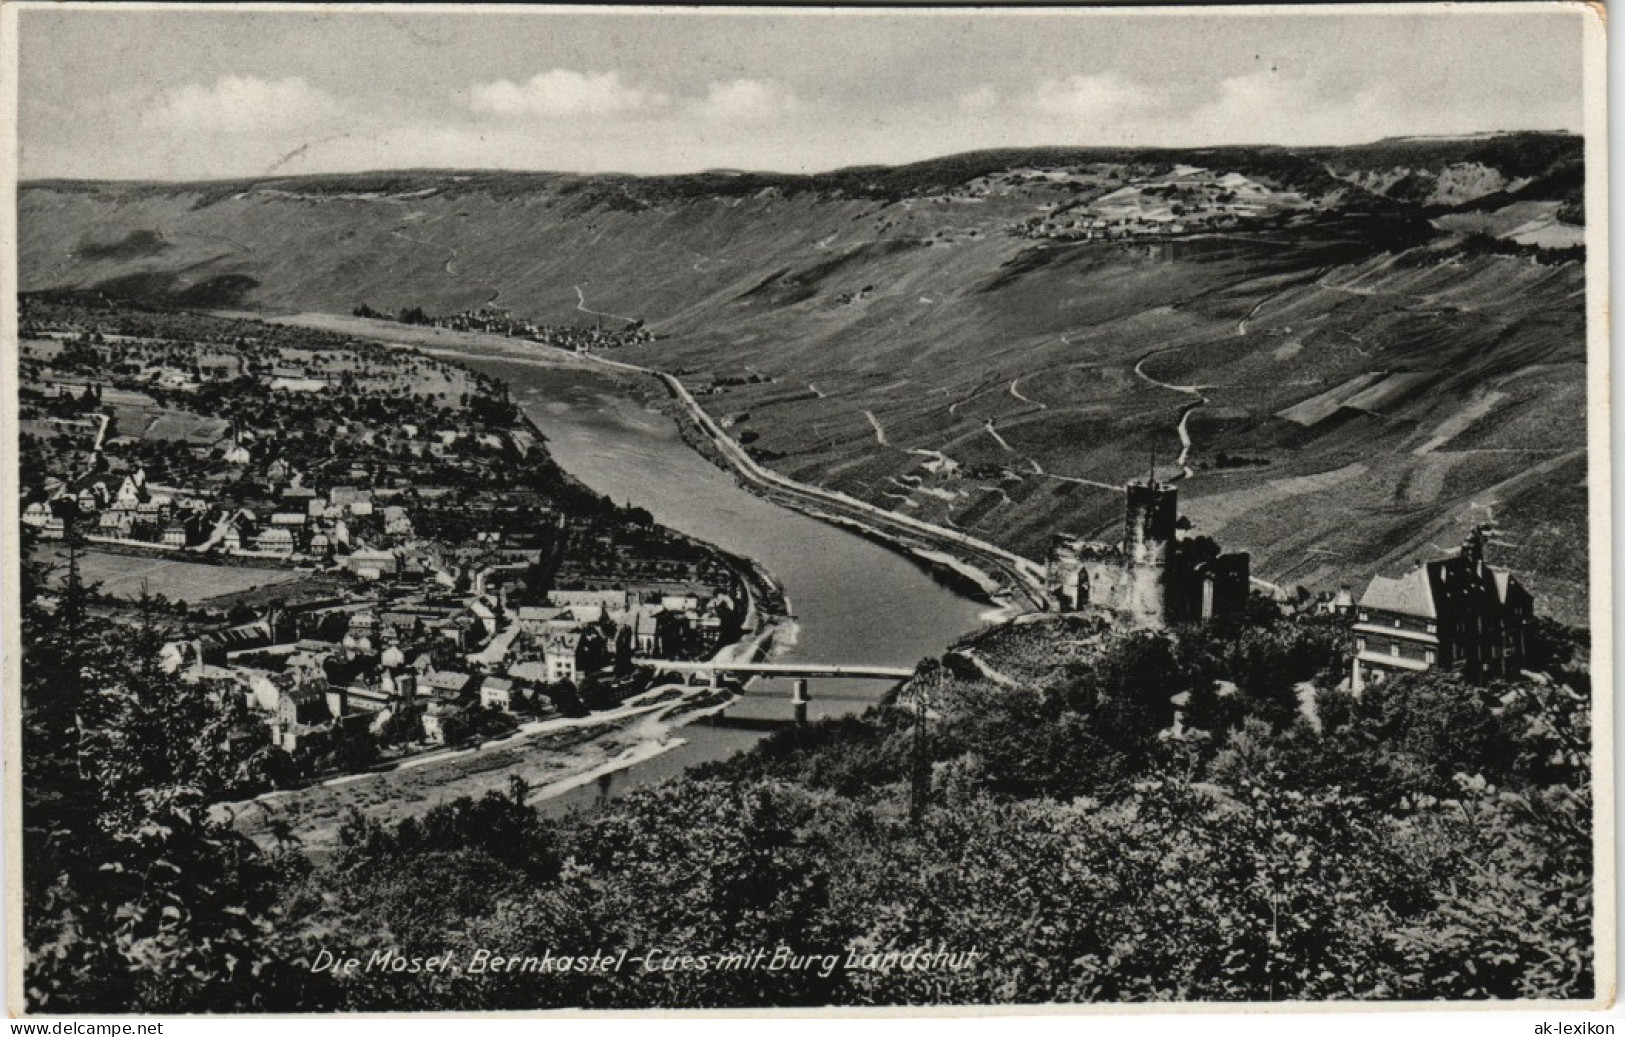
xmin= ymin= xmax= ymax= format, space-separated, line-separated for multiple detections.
xmin=1009 ymin=376 xmax=1047 ymax=409
xmin=864 ymin=410 xmax=891 ymax=447
xmin=391 ymin=228 xmax=460 ymax=275
xmin=983 ymin=419 xmax=1015 ymax=453
xmin=389 ymin=224 xmax=504 ymax=306
xmin=574 ymin=284 xmax=640 ymax=326
xmin=1133 ymin=345 xmax=1210 ymax=480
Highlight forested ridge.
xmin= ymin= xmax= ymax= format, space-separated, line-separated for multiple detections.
xmin=22 ymin=548 xmax=1593 ymax=1009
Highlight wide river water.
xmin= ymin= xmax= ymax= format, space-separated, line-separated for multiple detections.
xmin=417 ymin=339 xmax=992 ymax=814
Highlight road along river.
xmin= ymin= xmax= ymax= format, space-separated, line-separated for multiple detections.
xmin=278 ymin=315 xmax=993 ymax=814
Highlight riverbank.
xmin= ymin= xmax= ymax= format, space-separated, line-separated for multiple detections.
xmin=215 ymin=680 xmax=750 ymax=852
xmin=261 ymin=311 xmax=992 ymax=790
xmin=626 ymin=358 xmax=1054 ymax=617
xmin=267 ymin=313 xmax=1052 ymax=617
xmin=659 ymin=398 xmax=1014 ymax=613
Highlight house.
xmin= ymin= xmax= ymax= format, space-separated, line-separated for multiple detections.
xmin=344 ymin=548 xmax=398 ymax=578
xmin=549 ymin=588 xmax=631 ymax=612
xmin=1350 ymin=526 xmax=1533 ymax=692
xmin=22 ymin=501 xmax=52 ymax=528
xmin=479 ymin=676 xmax=517 ymax=712
xmin=115 ymin=472 xmax=147 ymax=507
xmin=658 ymin=592 xmax=703 ymax=613
xmin=540 ymin=631 xmax=584 ymax=684
xmin=342 ymin=656 xmax=418 ymax=714
xmin=199 ymin=620 xmax=275 ymax=666
xmin=73 ymin=479 xmax=110 ymax=514
xmin=256 ymin=527 xmax=296 ymax=555
xmin=516 ymin=605 xmax=570 ymax=635
xmin=379 ymin=611 xmax=424 ymax=643
xmin=422 ymin=702 xmax=468 ymax=746
xmin=382 ymin=506 xmax=413 ymax=537
xmin=327 ymin=487 xmax=374 ymax=517
xmin=625 ymin=605 xmax=667 ymax=656
xmin=507 ymin=660 xmax=553 ymax=685
xmin=161 ymin=523 xmax=189 ymax=548
xmin=98 ymin=510 xmax=135 ymax=537
xmin=272 ymin=683 xmax=335 ymax=752
xmin=420 ymin=669 xmax=476 ymax=702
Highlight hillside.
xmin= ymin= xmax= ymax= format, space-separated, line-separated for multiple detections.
xmin=17 ymin=132 xmax=1592 ymax=624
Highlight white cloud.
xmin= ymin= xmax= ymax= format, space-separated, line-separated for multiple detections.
xmin=1030 ymin=72 xmax=1185 ymax=127
xmin=1013 ymin=70 xmax=1406 ymax=147
xmin=694 ymin=78 xmax=798 ymax=123
xmin=1188 ymin=70 xmax=1390 ymax=145
xmin=139 ymin=76 xmax=339 ymax=135
xmin=469 ymin=70 xmax=667 ymax=118
xmin=956 ymin=85 xmax=999 ymax=113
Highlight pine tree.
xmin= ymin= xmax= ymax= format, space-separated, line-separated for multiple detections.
xmin=20 ymin=524 xmax=309 ymax=1011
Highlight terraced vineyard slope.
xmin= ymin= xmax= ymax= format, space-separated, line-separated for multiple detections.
xmin=19 ymin=132 xmax=1592 ymax=623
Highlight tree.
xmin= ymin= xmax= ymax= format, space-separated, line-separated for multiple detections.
xmin=21 ymin=548 xmax=303 ymax=1011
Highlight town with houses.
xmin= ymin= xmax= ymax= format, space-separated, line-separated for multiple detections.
xmin=18 ymin=294 xmax=755 ymax=782
xmin=352 ymin=301 xmax=655 ymax=352
xmin=1001 ymin=164 xmax=1318 ymax=242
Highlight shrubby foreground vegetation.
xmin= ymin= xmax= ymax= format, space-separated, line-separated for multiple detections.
xmin=23 ymin=559 xmax=1593 ymax=1010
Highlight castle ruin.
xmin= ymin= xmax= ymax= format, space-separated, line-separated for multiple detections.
xmin=1047 ymin=479 xmax=1250 ymax=629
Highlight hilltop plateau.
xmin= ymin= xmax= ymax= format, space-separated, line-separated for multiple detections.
xmin=18 ymin=132 xmax=1592 ymax=623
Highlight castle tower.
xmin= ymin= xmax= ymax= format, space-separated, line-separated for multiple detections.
xmin=1459 ymin=524 xmax=1489 ymax=574
xmin=1124 ymin=479 xmax=1178 ymax=566
xmin=1047 ymin=535 xmax=1085 ymax=610
xmin=1113 ymin=479 xmax=1177 ymax=627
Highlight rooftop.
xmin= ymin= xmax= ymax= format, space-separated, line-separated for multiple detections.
xmin=1359 ymin=568 xmax=1437 ymax=619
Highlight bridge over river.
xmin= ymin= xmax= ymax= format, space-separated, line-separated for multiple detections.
xmin=634 ymin=658 xmax=916 ymax=727
xmin=633 ymin=659 xmax=916 ymax=681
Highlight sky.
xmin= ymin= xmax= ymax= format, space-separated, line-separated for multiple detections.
xmin=15 ymin=5 xmax=1590 ymax=181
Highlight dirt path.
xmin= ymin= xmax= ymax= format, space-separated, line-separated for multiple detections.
xmin=390 ymin=228 xmax=460 ymax=275
xmin=1133 ymin=345 xmax=1209 ymax=479
xmin=983 ymin=418 xmax=1015 ymax=452
xmin=864 ymin=410 xmax=891 ymax=447
xmin=1009 ymin=376 xmax=1046 ymax=409
xmin=574 ymin=283 xmax=640 ymax=325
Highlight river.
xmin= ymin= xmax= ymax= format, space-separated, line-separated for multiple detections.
xmin=405 ymin=337 xmax=991 ymax=815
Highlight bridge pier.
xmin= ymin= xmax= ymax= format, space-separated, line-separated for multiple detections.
xmin=792 ymin=678 xmax=809 ymax=725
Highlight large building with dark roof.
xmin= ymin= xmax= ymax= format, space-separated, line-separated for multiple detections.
xmin=1350 ymin=526 xmax=1533 ymax=692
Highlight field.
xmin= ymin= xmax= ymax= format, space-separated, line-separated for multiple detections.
xmin=35 ymin=546 xmax=307 ymax=604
